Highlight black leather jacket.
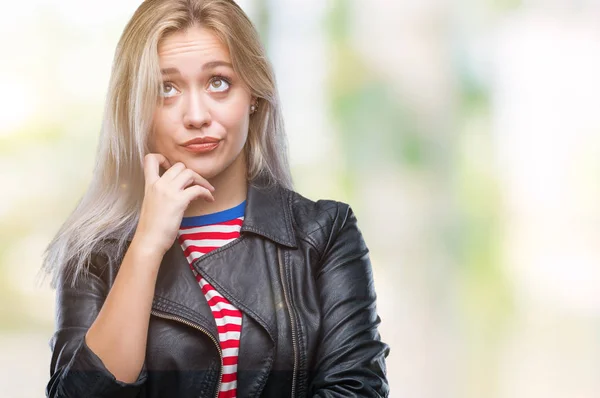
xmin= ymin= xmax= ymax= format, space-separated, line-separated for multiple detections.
xmin=47 ymin=178 xmax=390 ymax=397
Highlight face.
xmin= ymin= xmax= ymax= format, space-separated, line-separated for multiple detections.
xmin=151 ymin=25 xmax=254 ymax=181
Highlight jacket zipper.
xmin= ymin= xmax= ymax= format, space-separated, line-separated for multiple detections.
xmin=150 ymin=309 xmax=223 ymax=398
xmin=278 ymin=248 xmax=298 ymax=398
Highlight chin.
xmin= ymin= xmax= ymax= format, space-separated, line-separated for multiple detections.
xmin=187 ymin=163 xmax=223 ymax=180
xmin=177 ymin=147 xmax=245 ymax=181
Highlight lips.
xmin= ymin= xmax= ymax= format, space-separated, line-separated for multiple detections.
xmin=182 ymin=137 xmax=220 ymax=146
xmin=181 ymin=137 xmax=221 ymax=154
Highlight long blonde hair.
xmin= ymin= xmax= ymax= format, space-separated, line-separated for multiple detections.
xmin=41 ymin=0 xmax=292 ymax=287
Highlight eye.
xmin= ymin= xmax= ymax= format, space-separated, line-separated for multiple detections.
xmin=208 ymin=76 xmax=231 ymax=93
xmin=160 ymin=82 xmax=179 ymax=98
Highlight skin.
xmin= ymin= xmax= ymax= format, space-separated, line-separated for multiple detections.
xmin=152 ymin=24 xmax=256 ymax=217
xmin=85 ymin=25 xmax=256 ymax=383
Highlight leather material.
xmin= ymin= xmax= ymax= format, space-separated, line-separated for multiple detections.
xmin=47 ymin=176 xmax=390 ymax=397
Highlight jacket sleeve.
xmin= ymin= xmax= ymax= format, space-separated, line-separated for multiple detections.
xmin=46 ymin=253 xmax=147 ymax=398
xmin=309 ymin=203 xmax=390 ymax=398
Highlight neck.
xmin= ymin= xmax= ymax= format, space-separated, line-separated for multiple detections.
xmin=183 ymin=152 xmax=248 ymax=217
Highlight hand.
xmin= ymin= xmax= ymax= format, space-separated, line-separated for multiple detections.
xmin=133 ymin=153 xmax=215 ymax=257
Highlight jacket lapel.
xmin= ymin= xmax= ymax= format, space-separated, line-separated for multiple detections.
xmin=190 ymin=177 xmax=297 ymax=341
xmin=151 ymin=241 xmax=219 ymax=338
xmin=190 ymin=234 xmax=277 ymax=341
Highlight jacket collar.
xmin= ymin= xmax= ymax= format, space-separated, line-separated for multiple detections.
xmin=241 ymin=176 xmax=297 ymax=248
xmin=117 ymin=175 xmax=297 ymax=248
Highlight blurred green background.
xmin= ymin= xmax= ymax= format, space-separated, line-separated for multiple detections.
xmin=1 ymin=0 xmax=600 ymax=397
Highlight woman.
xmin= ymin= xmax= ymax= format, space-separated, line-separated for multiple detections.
xmin=42 ymin=0 xmax=389 ymax=397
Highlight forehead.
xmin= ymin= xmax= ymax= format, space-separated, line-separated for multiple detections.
xmin=158 ymin=26 xmax=230 ymax=63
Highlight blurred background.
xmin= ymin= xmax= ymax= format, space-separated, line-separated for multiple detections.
xmin=1 ymin=0 xmax=600 ymax=396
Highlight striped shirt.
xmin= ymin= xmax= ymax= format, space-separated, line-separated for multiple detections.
xmin=178 ymin=201 xmax=246 ymax=398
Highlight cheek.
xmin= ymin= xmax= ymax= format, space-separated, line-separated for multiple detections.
xmin=214 ymin=99 xmax=249 ymax=133
xmin=151 ymin=108 xmax=177 ymax=149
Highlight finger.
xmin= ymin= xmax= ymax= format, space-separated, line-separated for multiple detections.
xmin=183 ymin=185 xmax=215 ymax=203
xmin=143 ymin=153 xmax=170 ymax=186
xmin=157 ymin=156 xmax=172 ymax=176
xmin=160 ymin=162 xmax=186 ymax=181
xmin=172 ymin=169 xmax=215 ymax=192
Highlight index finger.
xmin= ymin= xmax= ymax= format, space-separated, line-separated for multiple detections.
xmin=143 ymin=153 xmax=172 ymax=186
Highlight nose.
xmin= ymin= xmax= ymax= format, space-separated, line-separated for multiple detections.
xmin=182 ymin=88 xmax=211 ymax=129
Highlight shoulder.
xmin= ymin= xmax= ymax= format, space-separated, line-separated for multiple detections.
xmin=281 ymin=187 xmax=363 ymax=256
xmin=57 ymin=237 xmax=127 ymax=290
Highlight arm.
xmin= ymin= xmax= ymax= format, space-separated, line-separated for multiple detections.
xmin=46 ymin=154 xmax=215 ymax=397
xmin=84 ymin=240 xmax=161 ymax=382
xmin=46 ymin=241 xmax=162 ymax=398
xmin=309 ymin=204 xmax=390 ymax=397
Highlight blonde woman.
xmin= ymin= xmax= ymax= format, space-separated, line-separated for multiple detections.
xmin=43 ymin=1 xmax=389 ymax=397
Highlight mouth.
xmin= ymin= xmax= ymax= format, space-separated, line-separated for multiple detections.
xmin=181 ymin=137 xmax=221 ymax=154
xmin=182 ymin=142 xmax=220 ymax=154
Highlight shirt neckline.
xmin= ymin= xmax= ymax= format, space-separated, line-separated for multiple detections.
xmin=180 ymin=200 xmax=246 ymax=228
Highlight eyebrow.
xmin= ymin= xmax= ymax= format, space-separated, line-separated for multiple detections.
xmin=160 ymin=61 xmax=233 ymax=75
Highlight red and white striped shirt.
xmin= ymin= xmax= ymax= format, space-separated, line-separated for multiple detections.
xmin=177 ymin=201 xmax=246 ymax=398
